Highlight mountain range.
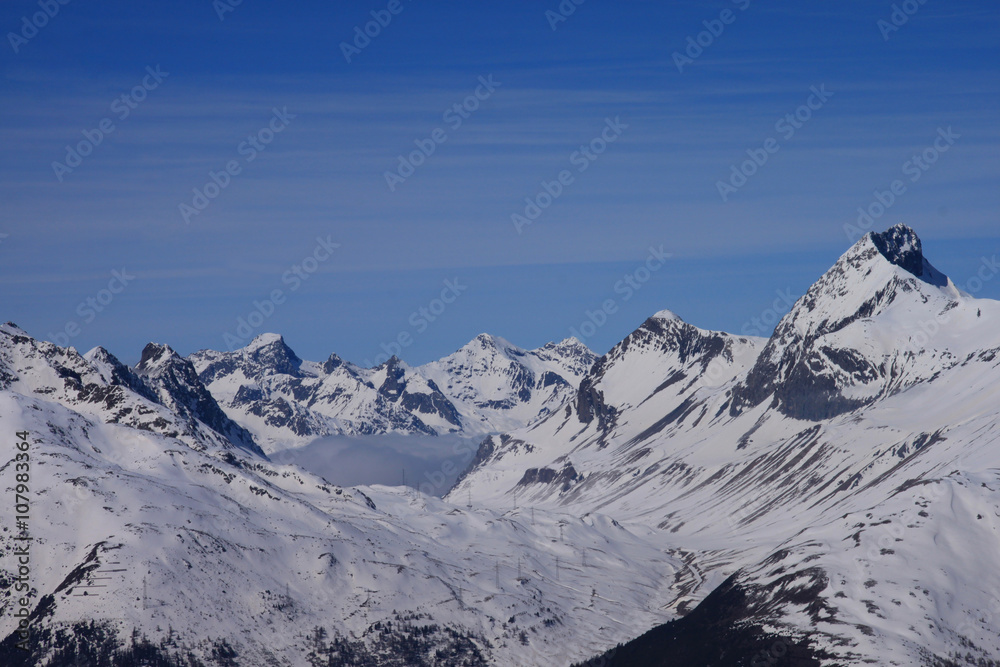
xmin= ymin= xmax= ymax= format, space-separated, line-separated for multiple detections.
xmin=189 ymin=332 xmax=596 ymax=453
xmin=2 ymin=224 xmax=999 ymax=666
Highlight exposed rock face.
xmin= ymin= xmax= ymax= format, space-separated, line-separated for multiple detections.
xmin=377 ymin=356 xmax=461 ymax=428
xmin=517 ymin=464 xmax=582 ymax=492
xmin=134 ymin=343 xmax=265 ymax=456
xmin=575 ymin=372 xmax=617 ymax=431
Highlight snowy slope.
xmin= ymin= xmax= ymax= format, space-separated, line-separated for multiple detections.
xmin=0 ymin=386 xmax=686 ymax=666
xmin=586 ymin=468 xmax=1000 ymax=666
xmin=729 ymin=468 xmax=1000 ymax=665
xmin=447 ymin=309 xmax=766 ymax=510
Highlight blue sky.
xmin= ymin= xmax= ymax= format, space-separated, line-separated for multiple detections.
xmin=1 ymin=0 xmax=997 ymax=366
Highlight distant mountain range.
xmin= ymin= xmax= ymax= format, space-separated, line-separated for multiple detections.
xmin=190 ymin=331 xmax=596 ymax=453
xmin=2 ymin=224 xmax=999 ymax=666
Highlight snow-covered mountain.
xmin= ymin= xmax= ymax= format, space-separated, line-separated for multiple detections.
xmin=729 ymin=222 xmax=962 ymax=420
xmin=0 ymin=323 xmax=263 ymax=457
xmin=189 ymin=333 xmax=596 ymax=452
xmin=190 ymin=334 xmax=461 ymax=452
xmin=450 ymin=224 xmax=1000 ymax=665
xmin=420 ymin=333 xmax=596 ymax=435
xmin=3 ymin=224 xmax=999 ymax=665
xmin=0 ymin=376 xmax=686 ymax=666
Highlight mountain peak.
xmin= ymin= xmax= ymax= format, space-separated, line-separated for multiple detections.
xmin=466 ymin=333 xmax=518 ymax=355
xmin=322 ymin=352 xmax=346 ymax=374
xmin=538 ymin=337 xmax=596 ymax=365
xmin=547 ymin=336 xmax=590 ymax=351
xmin=239 ymin=333 xmax=303 ymax=376
xmin=371 ymin=354 xmax=412 ymax=374
xmin=730 ymin=224 xmax=958 ymax=420
xmin=849 ymin=223 xmax=949 ymax=288
xmin=136 ymin=343 xmax=264 ymax=455
xmin=246 ymin=332 xmax=286 ymax=350
xmin=2 ymin=322 xmax=27 ymax=336
xmin=136 ymin=342 xmax=181 ymax=371
xmin=84 ymin=345 xmax=116 ymax=364
xmin=474 ymin=332 xmax=499 ymax=346
xmin=651 ymin=309 xmax=683 ymax=323
xmin=867 ymin=223 xmax=923 ymax=277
